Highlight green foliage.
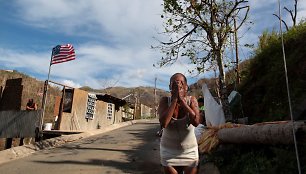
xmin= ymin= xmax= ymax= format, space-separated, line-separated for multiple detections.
xmin=238 ymin=22 xmax=306 ymax=123
xmin=255 ymin=30 xmax=279 ymax=54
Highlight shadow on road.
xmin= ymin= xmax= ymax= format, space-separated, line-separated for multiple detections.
xmin=32 ymin=121 xmax=162 ymax=174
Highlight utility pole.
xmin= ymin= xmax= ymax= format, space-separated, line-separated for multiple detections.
xmin=234 ymin=17 xmax=240 ymax=85
xmin=134 ymin=91 xmax=137 ymax=120
xmin=154 ymin=77 xmax=157 ymax=118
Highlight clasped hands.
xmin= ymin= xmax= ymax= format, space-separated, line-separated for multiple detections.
xmin=170 ymin=81 xmax=186 ymax=104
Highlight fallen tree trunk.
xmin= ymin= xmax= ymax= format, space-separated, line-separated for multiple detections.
xmin=217 ymin=121 xmax=305 ymax=145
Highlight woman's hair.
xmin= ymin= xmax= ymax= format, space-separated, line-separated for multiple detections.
xmin=170 ymin=73 xmax=187 ymax=83
xmin=169 ymin=73 xmax=188 ymax=91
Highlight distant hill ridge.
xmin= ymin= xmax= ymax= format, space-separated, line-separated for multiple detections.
xmin=80 ymin=86 xmax=169 ymax=108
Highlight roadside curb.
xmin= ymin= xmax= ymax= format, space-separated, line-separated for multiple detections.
xmin=0 ymin=119 xmax=152 ymax=165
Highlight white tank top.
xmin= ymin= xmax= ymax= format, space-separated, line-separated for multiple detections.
xmin=160 ymin=96 xmax=198 ymax=150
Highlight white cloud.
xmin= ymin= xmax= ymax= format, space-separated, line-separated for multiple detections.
xmin=15 ymin=0 xmax=163 ymax=47
xmin=61 ymin=79 xmax=81 ymax=88
xmin=0 ymin=48 xmax=50 ymax=74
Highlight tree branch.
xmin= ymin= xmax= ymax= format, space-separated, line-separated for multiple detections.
xmin=235 ymin=6 xmax=249 ymax=30
xmin=284 ymin=6 xmax=295 ymax=26
xmin=226 ymin=0 xmax=249 ymax=20
xmin=160 ymin=25 xmax=198 ymax=45
xmin=294 ymin=0 xmax=298 ymax=26
xmin=273 ymin=13 xmax=289 ymax=31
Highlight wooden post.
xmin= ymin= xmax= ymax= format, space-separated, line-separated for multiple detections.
xmin=41 ymin=58 xmax=52 ymax=133
xmin=55 ymin=86 xmax=65 ymax=130
xmin=0 ymin=86 xmax=3 ymax=99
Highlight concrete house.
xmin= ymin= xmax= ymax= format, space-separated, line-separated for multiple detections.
xmin=134 ymin=103 xmax=153 ymax=120
xmin=54 ymin=88 xmax=127 ymax=131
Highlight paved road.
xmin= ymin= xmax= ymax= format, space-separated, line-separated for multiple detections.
xmin=0 ymin=120 xmax=161 ymax=174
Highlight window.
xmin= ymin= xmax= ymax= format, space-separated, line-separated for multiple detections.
xmin=63 ymin=89 xmax=74 ymax=113
xmin=85 ymin=93 xmax=96 ymax=120
xmin=107 ymin=103 xmax=113 ymax=120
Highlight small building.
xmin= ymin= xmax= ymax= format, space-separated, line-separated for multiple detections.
xmin=134 ymin=103 xmax=153 ymax=120
xmin=55 ymin=88 xmax=127 ymax=131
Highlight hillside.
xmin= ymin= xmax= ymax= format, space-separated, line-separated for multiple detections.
xmin=80 ymin=86 xmax=169 ymax=109
xmin=237 ymin=24 xmax=306 ymax=123
xmin=0 ymin=70 xmax=62 ymax=122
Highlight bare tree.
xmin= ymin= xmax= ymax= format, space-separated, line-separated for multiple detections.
xmin=273 ymin=0 xmax=298 ymax=31
xmin=154 ymin=0 xmax=249 ymax=121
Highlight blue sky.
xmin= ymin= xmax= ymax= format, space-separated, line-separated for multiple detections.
xmin=0 ymin=0 xmax=305 ymax=91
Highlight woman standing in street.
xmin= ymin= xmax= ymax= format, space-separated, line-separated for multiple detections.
xmin=158 ymin=73 xmax=201 ymax=174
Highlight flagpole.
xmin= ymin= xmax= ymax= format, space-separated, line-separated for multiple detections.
xmin=40 ymin=56 xmax=52 ymax=132
xmin=39 ymin=44 xmax=75 ymax=135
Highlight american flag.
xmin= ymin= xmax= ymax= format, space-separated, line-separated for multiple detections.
xmin=51 ymin=44 xmax=76 ymax=65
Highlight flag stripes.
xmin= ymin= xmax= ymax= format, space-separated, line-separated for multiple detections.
xmin=51 ymin=44 xmax=76 ymax=65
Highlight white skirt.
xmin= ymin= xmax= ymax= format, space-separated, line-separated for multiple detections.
xmin=160 ymin=145 xmax=199 ymax=167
